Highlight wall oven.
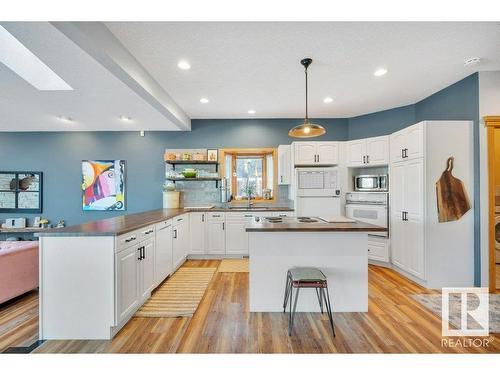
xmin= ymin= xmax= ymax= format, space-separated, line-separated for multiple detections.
xmin=354 ymin=174 xmax=388 ymax=192
xmin=345 ymin=192 xmax=388 ymax=237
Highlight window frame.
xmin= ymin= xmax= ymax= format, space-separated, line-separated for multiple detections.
xmin=220 ymin=148 xmax=278 ymax=203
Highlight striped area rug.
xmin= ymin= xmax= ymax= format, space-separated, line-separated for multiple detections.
xmin=217 ymin=258 xmax=249 ymax=273
xmin=134 ymin=267 xmax=216 ymax=318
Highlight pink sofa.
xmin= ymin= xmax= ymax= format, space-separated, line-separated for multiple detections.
xmin=0 ymin=241 xmax=38 ymax=304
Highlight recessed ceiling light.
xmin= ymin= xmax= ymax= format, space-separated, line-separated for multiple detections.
xmin=464 ymin=57 xmax=481 ymax=67
xmin=200 ymin=98 xmax=209 ymax=104
xmin=323 ymin=97 xmax=333 ymax=103
xmin=119 ymin=115 xmax=132 ymax=122
xmin=0 ymin=25 xmax=73 ymax=91
xmin=248 ymin=109 xmax=256 ymax=115
xmin=177 ymin=60 xmax=191 ymax=70
xmin=57 ymin=116 xmax=73 ymax=123
xmin=374 ymin=68 xmax=388 ymax=77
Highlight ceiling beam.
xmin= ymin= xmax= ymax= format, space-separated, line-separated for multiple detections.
xmin=52 ymin=21 xmax=191 ymax=131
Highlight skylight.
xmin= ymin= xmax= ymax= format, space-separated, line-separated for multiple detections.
xmin=0 ymin=25 xmax=73 ymax=91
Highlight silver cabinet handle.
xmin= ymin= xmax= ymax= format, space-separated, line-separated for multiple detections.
xmin=202 ymin=214 xmax=205 ymax=222
xmin=173 ymin=229 xmax=177 ymax=239
xmin=212 ymin=214 xmax=221 ymax=218
xmin=366 ymin=155 xmax=369 ymax=164
xmin=222 ymin=222 xmax=225 ymax=230
xmin=244 ymin=214 xmax=253 ymax=217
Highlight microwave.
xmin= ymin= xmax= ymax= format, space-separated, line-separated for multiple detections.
xmin=354 ymin=174 xmax=388 ymax=192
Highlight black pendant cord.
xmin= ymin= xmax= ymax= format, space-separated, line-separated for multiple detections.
xmin=305 ymin=66 xmax=308 ymax=121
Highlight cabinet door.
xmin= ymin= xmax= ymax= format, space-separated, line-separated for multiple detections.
xmin=403 ymin=158 xmax=424 ymax=217
xmin=390 ymin=129 xmax=406 ymax=163
xmin=346 ymin=139 xmax=366 ymax=167
xmin=116 ymin=245 xmax=140 ymax=323
xmin=390 ymin=162 xmax=405 ymax=214
xmin=316 ymin=142 xmax=338 ymax=165
xmin=189 ymin=212 xmax=206 ymax=254
xmin=278 ymin=145 xmax=291 ymax=185
xmin=206 ymin=221 xmax=226 ymax=254
xmin=405 ymin=122 xmax=424 ymax=160
xmin=390 ymin=213 xmax=406 ymax=270
xmin=154 ymin=221 xmax=173 ymax=286
xmin=294 ymin=142 xmax=316 ymax=165
xmin=405 ymin=215 xmax=425 ymax=279
xmin=172 ymin=222 xmax=187 ymax=270
xmin=139 ymin=238 xmax=155 ymax=302
xmin=225 ymin=220 xmax=248 ymax=255
xmin=366 ymin=136 xmax=389 ymax=165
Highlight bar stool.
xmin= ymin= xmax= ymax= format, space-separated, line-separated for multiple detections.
xmin=282 ymin=267 xmax=335 ymax=337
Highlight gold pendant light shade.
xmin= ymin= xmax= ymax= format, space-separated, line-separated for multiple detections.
xmin=288 ymin=120 xmax=326 ymax=138
xmin=289 ymin=57 xmax=327 ymax=138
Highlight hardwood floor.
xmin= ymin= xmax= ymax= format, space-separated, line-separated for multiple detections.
xmin=1 ymin=261 xmax=499 ymax=353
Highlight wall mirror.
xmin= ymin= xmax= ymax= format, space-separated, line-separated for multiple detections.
xmin=0 ymin=171 xmax=43 ymax=213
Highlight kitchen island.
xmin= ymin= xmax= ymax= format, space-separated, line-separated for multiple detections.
xmin=246 ymin=217 xmax=385 ymax=312
xmin=36 ymin=206 xmax=293 ymax=340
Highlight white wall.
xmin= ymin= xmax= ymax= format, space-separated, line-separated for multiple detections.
xmin=479 ymin=71 xmax=500 ymax=286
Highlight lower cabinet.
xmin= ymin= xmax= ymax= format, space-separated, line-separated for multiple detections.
xmin=173 ymin=214 xmax=189 ymax=271
xmin=115 ymin=235 xmax=155 ymax=324
xmin=206 ymin=213 xmax=226 ymax=255
xmin=154 ymin=220 xmax=173 ymax=286
xmin=225 ymin=213 xmax=254 ymax=255
xmin=367 ymin=236 xmax=389 ymax=263
xmin=138 ymin=237 xmax=155 ymax=302
xmin=189 ymin=212 xmax=206 ymax=254
xmin=116 ymin=244 xmax=140 ymax=323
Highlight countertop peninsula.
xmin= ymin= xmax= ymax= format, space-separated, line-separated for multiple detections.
xmin=36 ymin=205 xmax=294 ymax=237
xmin=245 ymin=219 xmax=385 ymax=232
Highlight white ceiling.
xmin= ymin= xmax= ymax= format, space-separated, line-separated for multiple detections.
xmin=1 ymin=22 xmax=499 ymax=132
xmin=106 ymin=22 xmax=500 ymax=119
xmin=0 ymin=22 xmax=184 ymax=131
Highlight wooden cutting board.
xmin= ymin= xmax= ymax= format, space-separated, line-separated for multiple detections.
xmin=436 ymin=157 xmax=471 ymax=222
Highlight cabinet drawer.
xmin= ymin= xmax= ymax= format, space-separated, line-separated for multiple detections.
xmin=155 ymin=219 xmax=173 ymax=231
xmin=173 ymin=214 xmax=188 ymax=226
xmin=207 ymin=212 xmax=225 ymax=221
xmin=138 ymin=225 xmax=155 ymax=239
xmin=367 ymin=237 xmax=389 ymax=262
xmin=117 ymin=231 xmax=139 ymax=251
xmin=225 ymin=212 xmax=255 ymax=221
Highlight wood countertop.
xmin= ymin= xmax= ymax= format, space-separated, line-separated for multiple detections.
xmin=245 ymin=219 xmax=385 ymax=232
xmin=36 ymin=206 xmax=294 ymax=237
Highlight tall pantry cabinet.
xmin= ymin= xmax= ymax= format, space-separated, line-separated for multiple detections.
xmin=389 ymin=121 xmax=474 ymax=288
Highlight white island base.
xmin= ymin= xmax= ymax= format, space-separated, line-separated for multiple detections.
xmin=249 ymin=232 xmax=368 ymax=312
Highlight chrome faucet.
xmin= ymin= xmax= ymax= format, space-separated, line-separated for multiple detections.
xmin=245 ymin=177 xmax=254 ymax=209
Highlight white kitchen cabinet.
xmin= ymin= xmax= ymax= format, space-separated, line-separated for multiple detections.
xmin=115 ymin=244 xmax=140 ymax=324
xmin=367 ymin=236 xmax=389 ymax=263
xmin=206 ymin=213 xmax=225 ymax=254
xmin=390 ymin=158 xmax=424 ymax=279
xmin=225 ymin=219 xmax=249 ymax=255
xmin=189 ymin=212 xmax=206 ymax=254
xmin=293 ymin=141 xmax=338 ymax=166
xmin=278 ymin=145 xmax=292 ymax=185
xmin=346 ymin=136 xmax=389 ymax=167
xmin=389 ymin=121 xmax=474 ymax=288
xmin=154 ymin=220 xmax=173 ymax=286
xmin=138 ymin=237 xmax=155 ymax=302
xmin=390 ymin=122 xmax=424 ymax=163
xmin=172 ymin=214 xmax=189 ymax=270
xmin=346 ymin=139 xmax=365 ymax=167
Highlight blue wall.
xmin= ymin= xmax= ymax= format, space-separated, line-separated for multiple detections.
xmin=348 ymin=104 xmax=416 ymax=139
xmin=0 ymin=118 xmax=348 ymax=226
xmin=0 ymin=74 xmax=481 ymax=284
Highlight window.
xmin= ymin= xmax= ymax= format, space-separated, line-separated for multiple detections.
xmin=221 ymin=149 xmax=277 ymax=201
xmin=0 ymin=171 xmax=43 ymax=213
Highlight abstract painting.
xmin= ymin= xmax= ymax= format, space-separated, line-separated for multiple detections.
xmin=82 ymin=160 xmax=125 ymax=211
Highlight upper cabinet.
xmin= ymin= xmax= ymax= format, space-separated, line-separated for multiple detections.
xmin=278 ymin=145 xmax=292 ymax=185
xmin=293 ymin=141 xmax=339 ymax=166
xmin=346 ymin=136 xmax=389 ymax=167
xmin=390 ymin=122 xmax=424 ymax=163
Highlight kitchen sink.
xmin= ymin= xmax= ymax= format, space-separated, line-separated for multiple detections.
xmin=227 ymin=206 xmax=274 ymax=210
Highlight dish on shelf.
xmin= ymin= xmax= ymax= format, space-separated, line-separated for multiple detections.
xmin=181 ymin=168 xmax=197 ymax=178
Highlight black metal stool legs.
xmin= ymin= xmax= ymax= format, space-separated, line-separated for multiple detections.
xmin=323 ymin=286 xmax=336 ymax=337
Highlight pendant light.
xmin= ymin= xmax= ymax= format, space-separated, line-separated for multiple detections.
xmin=288 ymin=58 xmax=326 ymax=138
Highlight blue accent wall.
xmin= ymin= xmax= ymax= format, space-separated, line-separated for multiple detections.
xmin=0 ymin=74 xmax=481 ymax=284
xmin=0 ymin=118 xmax=348 ymax=226
xmin=348 ymin=104 xmax=416 ymax=139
